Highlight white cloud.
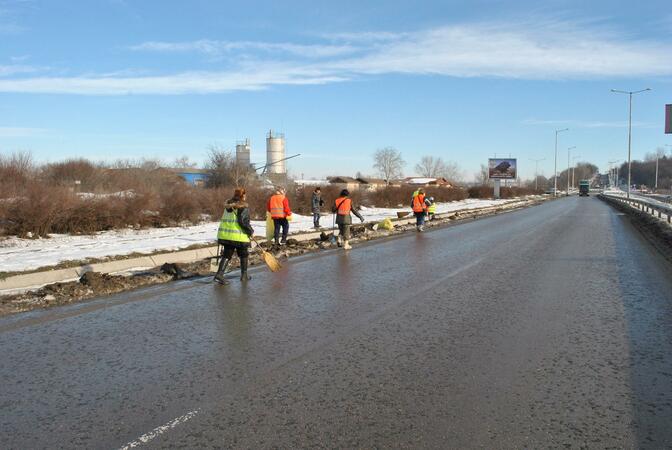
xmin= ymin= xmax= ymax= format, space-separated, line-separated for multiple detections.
xmin=0 ymin=126 xmax=47 ymax=137
xmin=1 ymin=18 xmax=671 ymax=95
xmin=130 ymin=39 xmax=358 ymax=59
xmin=327 ymin=19 xmax=672 ymax=79
xmin=0 ymin=64 xmax=38 ymax=76
xmin=0 ymin=65 xmax=349 ymax=95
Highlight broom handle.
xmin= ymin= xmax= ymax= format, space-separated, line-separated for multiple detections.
xmin=251 ymin=235 xmax=264 ymax=252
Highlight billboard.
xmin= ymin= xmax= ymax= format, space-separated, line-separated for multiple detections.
xmin=666 ymin=104 xmax=672 ymax=134
xmin=488 ymin=158 xmax=517 ymax=179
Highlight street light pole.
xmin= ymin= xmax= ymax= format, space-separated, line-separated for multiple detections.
xmin=529 ymin=158 xmax=545 ymax=191
xmin=656 ymin=145 xmax=672 ymax=192
xmin=554 ymin=128 xmax=569 ymax=197
xmin=608 ymin=159 xmax=620 ymax=189
xmin=611 ymin=88 xmax=651 ymax=198
xmin=571 ymin=154 xmax=581 ymax=190
xmin=567 ymin=146 xmax=576 ymax=195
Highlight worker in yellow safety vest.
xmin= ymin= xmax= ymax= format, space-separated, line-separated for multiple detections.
xmin=214 ymin=188 xmax=254 ymax=285
xmin=427 ymin=196 xmax=436 ymax=221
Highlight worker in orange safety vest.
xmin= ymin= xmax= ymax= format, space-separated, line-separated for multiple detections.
xmin=267 ymin=187 xmax=292 ymax=245
xmin=411 ymin=188 xmax=428 ymax=232
xmin=332 ymin=189 xmax=364 ymax=250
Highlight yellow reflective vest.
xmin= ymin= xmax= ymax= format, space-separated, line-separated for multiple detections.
xmin=217 ymin=209 xmax=250 ymax=243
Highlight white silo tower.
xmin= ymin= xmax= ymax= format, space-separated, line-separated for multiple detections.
xmin=235 ymin=139 xmax=251 ymax=167
xmin=266 ymin=130 xmax=286 ymax=174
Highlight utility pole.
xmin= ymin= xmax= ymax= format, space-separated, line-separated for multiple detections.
xmin=529 ymin=158 xmax=545 ymax=191
xmin=554 ymin=128 xmax=569 ymax=196
xmin=608 ymin=159 xmax=620 ymax=189
xmin=611 ymin=88 xmax=651 ymax=198
xmin=571 ymin=154 xmax=581 ymax=190
xmin=567 ymin=146 xmax=576 ymax=195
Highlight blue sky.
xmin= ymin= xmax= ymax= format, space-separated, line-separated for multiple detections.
xmin=1 ymin=0 xmax=671 ymax=180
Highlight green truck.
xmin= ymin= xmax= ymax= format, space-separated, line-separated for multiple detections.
xmin=579 ymin=180 xmax=590 ymax=196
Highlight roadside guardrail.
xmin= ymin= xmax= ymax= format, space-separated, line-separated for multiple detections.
xmin=600 ymin=193 xmax=672 ymax=224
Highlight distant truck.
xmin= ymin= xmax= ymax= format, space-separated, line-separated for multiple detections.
xmin=579 ymin=180 xmax=590 ymax=196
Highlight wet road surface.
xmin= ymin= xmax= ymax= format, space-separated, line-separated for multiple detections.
xmin=2 ymin=196 xmax=672 ymax=448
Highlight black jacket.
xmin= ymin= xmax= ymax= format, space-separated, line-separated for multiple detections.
xmin=311 ymin=192 xmax=323 ymax=213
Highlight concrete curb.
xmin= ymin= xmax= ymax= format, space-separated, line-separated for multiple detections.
xmin=0 ymin=198 xmax=536 ymax=294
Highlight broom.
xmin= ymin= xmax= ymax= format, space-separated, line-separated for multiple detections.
xmin=251 ymin=236 xmax=282 ymax=272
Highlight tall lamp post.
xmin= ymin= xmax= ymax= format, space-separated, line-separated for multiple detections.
xmin=608 ymin=159 xmax=620 ymax=189
xmin=571 ymin=154 xmax=581 ymax=190
xmin=530 ymin=157 xmax=545 ymax=191
xmin=566 ymin=146 xmax=576 ymax=195
xmin=659 ymin=144 xmax=672 ymax=192
xmin=611 ymin=88 xmax=651 ymax=198
xmin=554 ymin=128 xmax=569 ymax=196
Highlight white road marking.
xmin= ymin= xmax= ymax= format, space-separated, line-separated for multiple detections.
xmin=118 ymin=409 xmax=200 ymax=449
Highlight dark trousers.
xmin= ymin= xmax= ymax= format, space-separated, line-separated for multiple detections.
xmin=218 ymin=240 xmax=249 ymax=259
xmin=414 ymin=211 xmax=426 ymax=226
xmin=313 ymin=212 xmax=321 ymax=227
xmin=337 ymin=223 xmax=350 ymax=240
xmin=273 ymin=218 xmax=289 ymax=241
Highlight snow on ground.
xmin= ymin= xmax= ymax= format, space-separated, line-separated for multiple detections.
xmin=0 ymin=198 xmax=524 ymax=273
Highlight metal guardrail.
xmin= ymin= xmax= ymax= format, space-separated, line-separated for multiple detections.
xmin=600 ymin=193 xmax=672 ymax=224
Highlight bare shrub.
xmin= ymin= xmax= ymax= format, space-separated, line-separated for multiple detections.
xmin=3 ymin=183 xmax=76 ymax=237
xmin=159 ymin=184 xmax=201 ymax=224
xmin=367 ymin=186 xmax=417 ymax=208
xmin=0 ymin=151 xmax=35 ymax=199
xmin=244 ymin=184 xmax=273 ymax=220
xmin=424 ymin=187 xmax=468 ymax=202
xmin=467 ymin=185 xmax=493 ymax=199
xmin=42 ymin=159 xmax=104 ymax=191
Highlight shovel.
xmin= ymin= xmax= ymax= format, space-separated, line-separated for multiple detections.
xmin=251 ymin=236 xmax=282 ymax=272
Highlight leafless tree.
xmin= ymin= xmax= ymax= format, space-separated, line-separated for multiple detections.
xmin=373 ymin=147 xmax=405 ymax=184
xmin=415 ymin=156 xmax=444 ymax=177
xmin=440 ymin=161 xmax=462 ymax=182
xmin=0 ymin=151 xmax=35 ymax=197
xmin=475 ymin=164 xmax=489 ymax=185
xmin=644 ymin=147 xmax=667 ymax=162
xmin=171 ymin=155 xmax=198 ymax=169
xmin=205 ymin=144 xmax=255 ymax=188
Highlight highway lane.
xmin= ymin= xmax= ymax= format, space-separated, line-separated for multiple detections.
xmin=2 ymin=196 xmax=672 ymax=448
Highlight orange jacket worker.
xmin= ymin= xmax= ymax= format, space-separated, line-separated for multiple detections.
xmin=411 ymin=188 xmax=428 ymax=232
xmin=332 ymin=189 xmax=364 ymax=250
xmin=267 ymin=187 xmax=292 ymax=245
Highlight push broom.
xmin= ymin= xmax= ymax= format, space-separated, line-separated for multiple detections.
xmin=251 ymin=236 xmax=282 ymax=272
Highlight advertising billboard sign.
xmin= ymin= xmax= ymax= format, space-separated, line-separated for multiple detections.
xmin=488 ymin=158 xmax=517 ymax=179
xmin=666 ymin=104 xmax=672 ymax=134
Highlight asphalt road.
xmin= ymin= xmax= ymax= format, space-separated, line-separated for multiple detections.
xmin=2 ymin=196 xmax=672 ymax=449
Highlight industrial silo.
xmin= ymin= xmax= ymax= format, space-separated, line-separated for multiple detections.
xmin=235 ymin=139 xmax=251 ymax=167
xmin=266 ymin=130 xmax=286 ymax=174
